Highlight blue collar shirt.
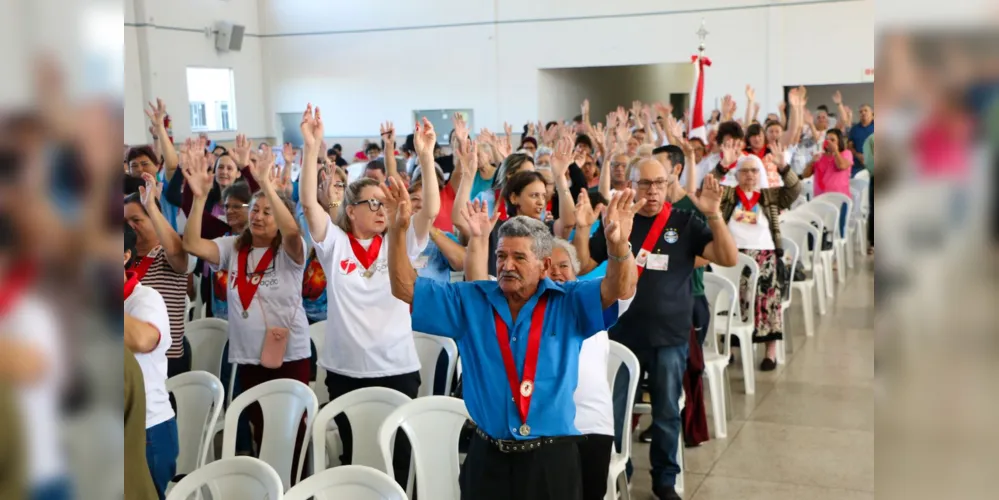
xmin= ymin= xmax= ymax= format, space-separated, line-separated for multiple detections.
xmin=411 ymin=276 xmax=605 ymax=440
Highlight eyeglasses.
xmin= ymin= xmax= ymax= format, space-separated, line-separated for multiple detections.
xmin=635 ymin=179 xmax=668 ymax=190
xmin=352 ymin=199 xmax=385 ymax=212
xmin=333 ymin=182 xmax=346 ymax=189
xmin=224 ymin=203 xmax=249 ymax=211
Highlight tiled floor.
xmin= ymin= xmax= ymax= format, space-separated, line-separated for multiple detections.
xmin=627 ymin=259 xmax=875 ymax=499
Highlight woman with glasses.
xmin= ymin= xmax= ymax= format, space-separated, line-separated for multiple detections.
xmin=297 ymin=106 xmax=439 ymax=484
xmin=181 ymin=144 xmax=312 ymax=478
xmin=711 ymin=140 xmax=801 ymax=371
xmin=299 ymin=164 xmax=347 ymax=325
xmin=204 ymin=182 xmax=251 ymax=319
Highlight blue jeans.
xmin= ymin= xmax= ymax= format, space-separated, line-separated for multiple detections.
xmin=145 ymin=418 xmax=179 ymax=500
xmin=31 ymin=478 xmax=72 ymax=500
xmin=613 ymin=343 xmax=690 ymax=489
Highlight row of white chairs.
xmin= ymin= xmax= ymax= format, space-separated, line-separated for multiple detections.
xmin=166 ymin=339 xmax=642 ymax=500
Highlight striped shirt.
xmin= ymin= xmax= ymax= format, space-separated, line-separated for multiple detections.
xmin=133 ymin=246 xmax=187 ymax=358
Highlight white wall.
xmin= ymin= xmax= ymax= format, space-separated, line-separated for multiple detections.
xmin=126 ymin=0 xmax=268 ymax=146
xmin=260 ymin=0 xmax=874 ymax=140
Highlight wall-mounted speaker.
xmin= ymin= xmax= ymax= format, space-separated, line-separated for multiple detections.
xmin=214 ymin=22 xmax=245 ymax=52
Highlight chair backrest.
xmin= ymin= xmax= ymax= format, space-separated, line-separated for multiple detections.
xmin=313 ymin=387 xmax=412 ymax=473
xmin=799 ymin=177 xmax=814 ymax=201
xmin=606 ymin=341 xmax=640 ymax=462
xmin=706 ymin=253 xmax=759 ymax=327
xmin=702 ymin=273 xmax=737 ymax=359
xmin=284 ymin=465 xmax=407 ymax=500
xmin=222 ymin=379 xmax=319 ymax=492
xmin=413 ymin=333 xmax=458 ymax=398
xmin=780 ymin=236 xmax=800 ymax=304
xmin=309 ymin=321 xmax=330 ymax=405
xmin=800 ymin=201 xmax=837 ymax=241
xmin=166 ymin=371 xmax=224 ymax=476
xmin=185 ymin=318 xmax=229 ymax=381
xmin=780 ymin=219 xmax=821 ymax=272
xmin=165 ymin=456 xmax=283 ymax=500
xmin=849 ymin=178 xmax=870 ymax=215
xmin=853 ymin=169 xmax=870 ymax=181
xmin=378 ymin=396 xmax=470 ymax=500
xmin=812 ymin=193 xmax=852 ymax=239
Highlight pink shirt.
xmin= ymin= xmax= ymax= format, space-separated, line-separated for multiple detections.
xmin=813 ymin=150 xmax=854 ymax=197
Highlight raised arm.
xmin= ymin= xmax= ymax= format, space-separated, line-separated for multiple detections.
xmin=571 ymin=190 xmax=603 ymax=275
xmin=139 ymin=173 xmax=188 ymax=273
xmin=744 ymin=85 xmax=758 ymax=125
xmin=458 ymin=200 xmax=499 ymax=281
xmin=451 ymin=139 xmax=478 ymax=240
xmin=599 ymin=189 xmax=641 ymax=309
xmin=688 ymin=174 xmax=739 ymax=267
xmin=772 ymin=150 xmax=803 ymax=210
xmin=145 ymin=99 xmax=179 ymax=180
xmin=411 ymin=118 xmax=441 ymax=241
xmin=298 ymin=104 xmax=331 ymax=243
xmin=550 ymin=133 xmax=577 ymax=238
xmin=253 ymin=145 xmax=304 ymax=264
xmin=380 ymin=121 xmax=399 ymax=178
xmin=383 ymin=177 xmax=418 ymax=304
xmin=448 ymin=113 xmax=471 ymax=192
xmin=179 ymin=149 xmax=222 ymax=266
xmin=782 ymin=88 xmax=804 ymax=146
xmin=430 ymin=228 xmax=466 ymax=272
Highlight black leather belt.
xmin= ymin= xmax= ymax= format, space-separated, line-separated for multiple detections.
xmin=474 ymin=426 xmax=586 ymax=454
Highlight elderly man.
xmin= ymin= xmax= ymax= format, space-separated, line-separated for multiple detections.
xmin=384 ymin=174 xmax=641 ymax=500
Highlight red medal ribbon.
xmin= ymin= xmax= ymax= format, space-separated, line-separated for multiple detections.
xmin=495 ymin=190 xmax=509 ymax=221
xmin=735 ymin=187 xmax=761 ymax=213
xmin=124 ymin=271 xmax=140 ymax=301
xmin=636 ymin=202 xmax=673 ymax=277
xmin=0 ymin=263 xmax=36 ymax=315
xmin=347 ymin=233 xmax=383 ymax=270
xmin=722 ymin=161 xmax=738 ymax=171
xmin=130 ymin=256 xmax=155 ymax=281
xmin=493 ymin=295 xmax=549 ymax=429
xmin=236 ymin=245 xmax=275 ymax=314
xmin=749 ymin=147 xmax=767 ymax=160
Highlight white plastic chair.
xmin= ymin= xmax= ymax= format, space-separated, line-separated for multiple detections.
xmin=378 ymin=396 xmax=470 ymax=500
xmin=849 ymin=177 xmax=871 ymax=257
xmin=310 ymin=321 xmax=330 ymax=405
xmin=284 ymin=465 xmax=407 ymax=500
xmin=185 ymin=318 xmax=229 ymax=386
xmin=604 ymin=341 xmax=640 ymax=500
xmin=707 ymin=253 xmax=760 ymax=395
xmin=813 ymin=193 xmax=853 ymax=276
xmin=166 ymin=371 xmax=224 ymax=478
xmin=781 ymin=217 xmax=826 ymax=322
xmin=165 ymin=456 xmax=283 ymax=500
xmin=778 ymin=237 xmax=800 ymax=365
xmin=800 ymin=177 xmax=814 ymax=201
xmin=702 ymin=273 xmax=735 ymax=439
xmin=222 ymin=379 xmax=319 ymax=492
xmin=413 ymin=333 xmax=458 ymax=398
xmin=791 ymin=205 xmax=835 ymax=300
xmin=312 ymin=387 xmax=412 ymax=473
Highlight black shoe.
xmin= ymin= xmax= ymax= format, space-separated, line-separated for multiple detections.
xmin=638 ymin=427 xmax=652 ymax=443
xmin=653 ymin=484 xmax=682 ymax=499
xmin=760 ymin=357 xmax=777 ymax=371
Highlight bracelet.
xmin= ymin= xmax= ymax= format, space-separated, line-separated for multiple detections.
xmin=607 ymin=242 xmax=633 ymax=262
xmin=704 ymin=213 xmax=721 ymax=221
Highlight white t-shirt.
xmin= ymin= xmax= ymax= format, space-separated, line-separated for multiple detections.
xmin=124 ymin=282 xmax=176 ymax=429
xmin=727 ymin=198 xmax=775 ymax=251
xmin=6 ymin=295 xmax=66 ymax=485
xmin=573 ymin=331 xmax=614 ymax=436
xmin=314 ymin=218 xmax=428 ymax=378
xmin=212 ymin=236 xmax=311 ymax=364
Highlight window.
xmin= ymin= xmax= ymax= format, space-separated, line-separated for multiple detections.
xmin=190 ymin=103 xmax=207 ymax=129
xmin=186 ymin=67 xmax=237 ymax=131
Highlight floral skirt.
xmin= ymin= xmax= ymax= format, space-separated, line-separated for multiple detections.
xmin=739 ymin=249 xmax=783 ymax=343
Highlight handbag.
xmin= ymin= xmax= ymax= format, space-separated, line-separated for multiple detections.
xmin=258 ymin=297 xmax=294 ymax=369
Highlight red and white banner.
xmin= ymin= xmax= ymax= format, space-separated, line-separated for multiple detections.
xmin=688 ymin=54 xmax=711 ymax=142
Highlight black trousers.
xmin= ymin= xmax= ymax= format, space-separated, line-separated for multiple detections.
xmin=460 ymin=433 xmax=583 ymax=500
xmin=166 ymin=337 xmax=192 ymax=378
xmin=324 ymin=370 xmax=421 ymax=488
xmin=578 ymin=434 xmax=614 ymax=500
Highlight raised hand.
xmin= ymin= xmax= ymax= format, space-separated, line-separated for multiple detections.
xmin=231 ymin=134 xmax=252 ymax=167
xmin=769 ymin=139 xmax=787 ymax=168
xmin=180 ymin=149 xmax=214 ymax=198
xmin=380 ymin=121 xmax=396 ymax=149
xmin=550 ymin=133 xmax=573 ymax=179
xmin=615 ymin=106 xmax=628 ymax=126
xmin=541 ymin=124 xmax=558 ymax=147
xmin=502 ymin=122 xmax=514 ymax=152
xmin=745 ymin=85 xmax=756 ymax=102
xmin=145 ymin=98 xmax=167 ymax=128
xmin=832 ymin=90 xmax=843 ymax=105
xmin=803 ymin=109 xmax=815 ymax=126
xmin=413 ymin=117 xmax=437 ymax=157
xmin=253 ymin=144 xmax=277 ymax=186
xmin=581 ymin=99 xmax=590 ymax=118
xmin=690 ymin=172 xmax=723 ymax=215
xmin=455 ymin=138 xmax=478 ymax=177
xmin=381 ymin=176 xmax=412 ymax=231
xmin=654 ymin=101 xmax=673 ymax=119
xmin=453 ymin=114 xmax=469 ymax=146
xmin=603 ymin=189 xmax=645 ymax=246
xmin=282 ymin=142 xmax=295 ymax=166
xmin=752 ymin=102 xmax=761 ymax=118
xmin=138 ymin=173 xmax=161 ymax=210
xmin=574 ymin=189 xmax=604 ymax=229
xmin=459 ymin=199 xmax=500 ymax=238
xmin=630 ymin=101 xmax=643 ymax=118
xmin=720 ymin=138 xmax=741 ymax=165
xmin=300 ymin=104 xmax=324 ymax=149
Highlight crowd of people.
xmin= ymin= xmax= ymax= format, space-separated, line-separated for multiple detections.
xmin=119 ymin=86 xmax=873 ymax=500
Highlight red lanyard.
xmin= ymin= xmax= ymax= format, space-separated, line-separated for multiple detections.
xmin=130 ymin=256 xmax=155 ymax=281
xmin=493 ymin=295 xmax=549 ymax=434
xmin=735 ymin=188 xmax=761 ymax=212
xmin=495 ymin=190 xmax=509 ymax=221
xmin=0 ymin=263 xmax=36 ymax=315
xmin=236 ymin=245 xmax=275 ymax=314
xmin=347 ymin=233 xmax=383 ymax=270
xmin=634 ymin=202 xmax=673 ymax=277
xmin=124 ymin=271 xmax=140 ymax=301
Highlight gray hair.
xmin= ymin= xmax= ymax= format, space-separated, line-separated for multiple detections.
xmin=410 ymin=162 xmax=446 ymax=188
xmin=534 ymin=146 xmax=553 ymax=162
xmin=497 ymin=215 xmax=554 ymax=260
xmin=551 ymin=238 xmax=580 ymax=274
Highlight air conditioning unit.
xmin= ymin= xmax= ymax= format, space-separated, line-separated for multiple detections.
xmin=214 ymin=21 xmax=245 ymax=52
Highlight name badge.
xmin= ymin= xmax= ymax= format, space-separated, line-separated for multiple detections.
xmin=635 ymin=249 xmax=651 ymax=268
xmin=646 ymin=254 xmax=669 ymax=272
xmin=413 ymin=255 xmax=430 ymax=270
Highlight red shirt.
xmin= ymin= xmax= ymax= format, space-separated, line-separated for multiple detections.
xmin=433 ymin=183 xmax=457 ymax=233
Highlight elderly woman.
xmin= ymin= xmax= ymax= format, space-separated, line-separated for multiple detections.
xmin=710 ymin=141 xmax=802 ymax=371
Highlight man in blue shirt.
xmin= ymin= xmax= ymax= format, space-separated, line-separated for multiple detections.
xmin=385 ymin=177 xmax=641 ymax=500
xmin=847 ymin=104 xmax=874 ymax=174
